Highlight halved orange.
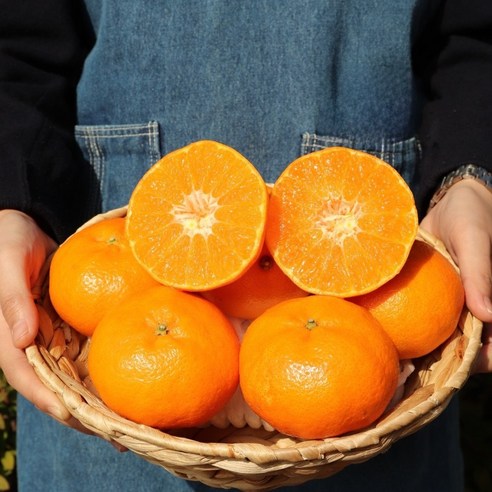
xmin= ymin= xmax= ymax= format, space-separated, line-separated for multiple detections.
xmin=266 ymin=147 xmax=418 ymax=297
xmin=126 ymin=140 xmax=268 ymax=291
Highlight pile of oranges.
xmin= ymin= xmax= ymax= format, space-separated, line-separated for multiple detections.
xmin=48 ymin=140 xmax=465 ymax=440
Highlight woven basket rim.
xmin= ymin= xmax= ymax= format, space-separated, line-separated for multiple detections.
xmin=26 ymin=310 xmax=482 ymax=459
xmin=25 ymin=206 xmax=484 ymax=489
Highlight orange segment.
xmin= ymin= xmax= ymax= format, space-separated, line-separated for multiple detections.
xmin=126 ymin=140 xmax=268 ymax=291
xmin=266 ymin=147 xmax=418 ymax=297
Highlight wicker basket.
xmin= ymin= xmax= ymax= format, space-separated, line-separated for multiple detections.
xmin=26 ymin=207 xmax=483 ymax=491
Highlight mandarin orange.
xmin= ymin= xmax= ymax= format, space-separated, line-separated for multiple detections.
xmin=88 ymin=285 xmax=240 ymax=428
xmin=201 ymin=242 xmax=309 ymax=319
xmin=266 ymin=147 xmax=418 ymax=297
xmin=239 ymin=295 xmax=399 ymax=439
xmin=351 ymin=238 xmax=465 ymax=359
xmin=49 ymin=217 xmax=159 ymax=337
xmin=126 ymin=140 xmax=268 ymax=291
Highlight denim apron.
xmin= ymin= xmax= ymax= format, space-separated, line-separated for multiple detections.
xmin=18 ymin=1 xmax=464 ymax=490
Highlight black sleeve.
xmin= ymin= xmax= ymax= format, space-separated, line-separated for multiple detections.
xmin=0 ymin=0 xmax=99 ymax=242
xmin=413 ymin=0 xmax=492 ymax=217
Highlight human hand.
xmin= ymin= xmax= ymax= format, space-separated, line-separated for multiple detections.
xmin=0 ymin=210 xmax=78 ymax=425
xmin=420 ymin=179 xmax=492 ymax=373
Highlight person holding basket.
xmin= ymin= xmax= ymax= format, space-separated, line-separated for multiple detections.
xmin=0 ymin=0 xmax=491 ymax=490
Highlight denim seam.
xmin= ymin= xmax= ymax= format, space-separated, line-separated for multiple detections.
xmin=77 ymin=131 xmax=156 ymax=138
xmin=302 ymin=132 xmax=418 ymax=152
xmin=147 ymin=121 xmax=160 ymax=163
xmin=85 ymin=134 xmax=105 ymax=196
xmin=75 ymin=123 xmax=156 ymax=131
xmin=300 ymin=132 xmax=418 ymax=185
xmin=74 ymin=123 xmax=159 ymax=140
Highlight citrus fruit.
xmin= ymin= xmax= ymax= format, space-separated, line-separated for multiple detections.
xmin=88 ymin=285 xmax=240 ymax=429
xmin=239 ymin=295 xmax=399 ymax=439
xmin=266 ymin=147 xmax=418 ymax=297
xmin=351 ymin=239 xmax=465 ymax=359
xmin=49 ymin=217 xmax=159 ymax=337
xmin=201 ymin=242 xmax=309 ymax=319
xmin=126 ymin=140 xmax=268 ymax=291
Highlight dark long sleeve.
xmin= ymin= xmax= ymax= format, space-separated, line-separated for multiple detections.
xmin=2 ymin=0 xmax=491 ymax=234
xmin=0 ymin=0 xmax=98 ymax=241
xmin=414 ymin=0 xmax=492 ymax=216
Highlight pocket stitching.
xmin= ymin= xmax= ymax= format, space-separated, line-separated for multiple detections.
xmin=301 ymin=132 xmax=419 ymax=187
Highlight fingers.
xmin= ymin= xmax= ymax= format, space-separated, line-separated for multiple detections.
xmin=421 ymin=180 xmax=492 ymax=320
xmin=0 ymin=232 xmax=38 ymax=347
xmin=0 ymin=311 xmax=97 ymax=436
xmin=452 ymin=230 xmax=492 ymax=373
xmin=0 ymin=312 xmax=69 ymax=420
xmin=451 ymin=224 xmax=492 ymax=323
xmin=0 ymin=210 xmax=56 ymax=348
xmin=421 ymin=181 xmax=492 ymax=373
xmin=0 ymin=255 xmax=39 ymax=348
xmin=0 ymin=211 xmax=100 ymax=437
xmin=0 ymin=211 xmax=88 ymax=429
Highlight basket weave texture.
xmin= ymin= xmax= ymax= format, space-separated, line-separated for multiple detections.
xmin=26 ymin=207 xmax=483 ymax=491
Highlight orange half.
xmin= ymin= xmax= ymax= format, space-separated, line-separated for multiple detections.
xmin=126 ymin=140 xmax=268 ymax=291
xmin=266 ymin=147 xmax=418 ymax=297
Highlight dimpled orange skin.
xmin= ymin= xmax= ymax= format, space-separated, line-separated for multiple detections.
xmin=49 ymin=217 xmax=160 ymax=337
xmin=351 ymin=239 xmax=465 ymax=359
xmin=201 ymin=243 xmax=309 ymax=319
xmin=88 ymin=285 xmax=240 ymax=429
xmin=239 ymin=295 xmax=400 ymax=439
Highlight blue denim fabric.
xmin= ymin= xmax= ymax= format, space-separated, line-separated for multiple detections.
xmin=301 ymin=133 xmax=421 ymax=187
xmin=72 ymin=123 xmax=421 ymax=214
xmin=17 ymin=395 xmax=463 ymax=491
xmin=74 ymin=122 xmax=161 ymax=211
xmin=77 ymin=0 xmax=424 ymax=184
xmin=17 ymin=1 xmax=465 ymax=491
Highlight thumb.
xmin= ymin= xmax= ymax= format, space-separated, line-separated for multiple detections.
xmin=449 ymin=226 xmax=492 ymax=373
xmin=0 ymin=210 xmax=56 ymax=349
xmin=452 ymin=226 xmax=492 ymax=323
xmin=0 ymin=254 xmax=40 ymax=348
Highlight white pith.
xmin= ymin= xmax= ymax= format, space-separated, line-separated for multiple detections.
xmin=316 ymin=195 xmax=362 ymax=245
xmin=171 ymin=189 xmax=219 ymax=238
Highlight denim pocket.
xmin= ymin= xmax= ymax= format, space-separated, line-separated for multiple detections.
xmin=75 ymin=122 xmax=161 ymax=212
xmin=300 ymin=133 xmax=421 ymax=190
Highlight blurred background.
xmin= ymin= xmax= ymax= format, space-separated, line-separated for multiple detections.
xmin=0 ymin=370 xmax=490 ymax=491
xmin=0 ymin=373 xmax=16 ymax=491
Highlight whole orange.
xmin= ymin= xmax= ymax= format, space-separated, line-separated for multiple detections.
xmin=88 ymin=285 xmax=240 ymax=429
xmin=239 ymin=295 xmax=399 ymax=439
xmin=201 ymin=243 xmax=309 ymax=319
xmin=351 ymin=239 xmax=465 ymax=359
xmin=49 ymin=217 xmax=160 ymax=337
